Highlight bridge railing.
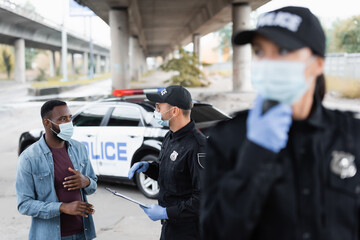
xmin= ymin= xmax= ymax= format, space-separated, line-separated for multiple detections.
xmin=0 ymin=0 xmax=109 ymax=49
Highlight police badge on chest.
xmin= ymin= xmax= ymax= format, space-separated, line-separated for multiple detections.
xmin=170 ymin=150 xmax=178 ymax=161
xmin=330 ymin=151 xmax=357 ymax=179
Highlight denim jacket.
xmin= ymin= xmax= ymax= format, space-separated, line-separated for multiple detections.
xmin=16 ymin=135 xmax=97 ymax=240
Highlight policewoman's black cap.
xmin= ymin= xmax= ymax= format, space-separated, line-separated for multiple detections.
xmin=233 ymin=6 xmax=326 ymax=57
xmin=146 ymin=85 xmax=193 ymax=110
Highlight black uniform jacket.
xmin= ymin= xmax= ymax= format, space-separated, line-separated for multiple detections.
xmin=200 ymin=96 xmax=360 ymax=240
xmin=145 ymin=120 xmax=206 ymax=222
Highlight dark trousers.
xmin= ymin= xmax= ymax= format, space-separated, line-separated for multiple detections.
xmin=160 ymin=220 xmax=199 ymax=240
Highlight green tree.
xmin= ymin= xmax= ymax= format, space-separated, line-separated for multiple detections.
xmin=2 ymin=50 xmax=12 ymax=78
xmin=0 ymin=44 xmax=14 ymax=79
xmin=25 ymin=48 xmax=40 ymax=69
xmin=328 ymin=15 xmax=360 ymax=53
xmin=160 ymin=47 xmax=210 ymax=87
xmin=215 ymin=23 xmax=232 ymax=61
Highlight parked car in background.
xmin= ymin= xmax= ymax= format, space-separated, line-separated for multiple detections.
xmin=18 ymin=89 xmax=231 ymax=198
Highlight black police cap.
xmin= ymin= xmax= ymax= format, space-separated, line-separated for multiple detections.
xmin=233 ymin=6 xmax=326 ymax=57
xmin=146 ymin=85 xmax=193 ymax=110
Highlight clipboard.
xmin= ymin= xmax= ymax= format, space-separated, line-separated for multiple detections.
xmin=105 ymin=187 xmax=148 ymax=208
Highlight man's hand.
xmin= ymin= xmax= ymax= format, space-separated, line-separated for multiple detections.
xmin=60 ymin=201 xmax=95 ymax=217
xmin=63 ymin=167 xmax=90 ymax=190
xmin=128 ymin=161 xmax=149 ymax=179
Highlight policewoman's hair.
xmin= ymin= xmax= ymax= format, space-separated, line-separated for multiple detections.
xmin=315 ymin=74 xmax=326 ymax=101
xmin=41 ymin=100 xmax=67 ymax=119
xmin=233 ymin=6 xmax=327 ymax=101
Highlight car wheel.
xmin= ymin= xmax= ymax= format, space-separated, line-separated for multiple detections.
xmin=135 ymin=154 xmax=160 ymax=199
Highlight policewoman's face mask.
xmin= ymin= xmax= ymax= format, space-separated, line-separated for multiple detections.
xmin=251 ymin=58 xmax=315 ymax=105
xmin=47 ymin=119 xmax=74 ymax=141
xmin=153 ymin=107 xmax=175 ymax=127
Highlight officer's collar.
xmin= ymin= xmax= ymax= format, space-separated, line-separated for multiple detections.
xmin=170 ymin=120 xmax=195 ymax=140
xmin=292 ymin=94 xmax=326 ymax=129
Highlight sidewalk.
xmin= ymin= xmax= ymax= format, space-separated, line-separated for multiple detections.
xmin=1 ymin=71 xmax=359 ymax=115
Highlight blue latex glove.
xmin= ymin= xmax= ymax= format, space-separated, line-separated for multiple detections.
xmin=247 ymin=95 xmax=292 ymax=153
xmin=140 ymin=204 xmax=168 ymax=221
xmin=128 ymin=161 xmax=149 ymax=179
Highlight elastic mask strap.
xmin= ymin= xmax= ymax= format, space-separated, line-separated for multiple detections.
xmin=47 ymin=119 xmax=59 ymax=134
xmin=163 ymin=107 xmax=175 ymax=121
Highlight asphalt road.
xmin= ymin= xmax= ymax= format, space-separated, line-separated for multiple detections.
xmin=1 ymin=76 xmax=359 ymax=239
xmin=0 ymin=81 xmax=160 ymax=239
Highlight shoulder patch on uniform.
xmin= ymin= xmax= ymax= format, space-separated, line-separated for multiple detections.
xmin=197 ymin=153 xmax=206 ymax=169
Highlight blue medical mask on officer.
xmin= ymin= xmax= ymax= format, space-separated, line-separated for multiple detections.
xmin=251 ymin=58 xmax=315 ymax=105
xmin=47 ymin=119 xmax=74 ymax=141
xmin=153 ymin=107 xmax=175 ymax=127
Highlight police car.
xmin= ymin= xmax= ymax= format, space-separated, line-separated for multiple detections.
xmin=18 ymin=88 xmax=230 ymax=199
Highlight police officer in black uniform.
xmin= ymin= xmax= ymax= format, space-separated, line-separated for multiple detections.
xmin=201 ymin=6 xmax=360 ymax=240
xmin=128 ymin=85 xmax=206 ymax=240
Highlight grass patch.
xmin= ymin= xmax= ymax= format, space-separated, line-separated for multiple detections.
xmin=208 ymin=70 xmax=232 ymax=77
xmin=326 ymin=75 xmax=360 ymax=98
xmin=141 ymin=70 xmax=156 ymax=78
xmin=31 ymin=73 xmax=111 ymax=88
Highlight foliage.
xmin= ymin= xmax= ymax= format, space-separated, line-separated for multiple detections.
xmin=327 ymin=16 xmax=360 ymax=53
xmin=0 ymin=44 xmax=14 ymax=79
xmin=215 ymin=23 xmax=232 ymax=61
xmin=160 ymin=47 xmax=210 ymax=87
xmin=25 ymin=48 xmax=40 ymax=69
xmin=2 ymin=49 xmax=12 ymax=78
xmin=56 ymin=66 xmax=61 ymax=76
xmin=35 ymin=68 xmax=47 ymax=82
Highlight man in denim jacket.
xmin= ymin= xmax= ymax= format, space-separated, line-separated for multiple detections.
xmin=16 ymin=100 xmax=97 ymax=240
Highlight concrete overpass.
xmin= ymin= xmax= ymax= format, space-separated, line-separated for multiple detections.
xmin=75 ymin=0 xmax=270 ymax=91
xmin=0 ymin=0 xmax=110 ymax=82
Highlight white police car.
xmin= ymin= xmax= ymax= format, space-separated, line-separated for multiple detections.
xmin=18 ymin=88 xmax=230 ymax=198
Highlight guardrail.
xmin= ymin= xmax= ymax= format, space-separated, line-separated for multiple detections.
xmin=0 ymin=0 xmax=109 ymax=49
xmin=325 ymin=53 xmax=360 ymax=80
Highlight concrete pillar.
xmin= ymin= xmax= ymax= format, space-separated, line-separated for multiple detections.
xmin=83 ymin=52 xmax=88 ymax=75
xmin=96 ymin=54 xmax=101 ymax=74
xmin=193 ymin=33 xmax=201 ymax=64
xmin=61 ymin=0 xmax=68 ymax=81
xmin=135 ymin=41 xmax=143 ymax=78
xmin=142 ymin=51 xmax=148 ymax=73
xmin=49 ymin=50 xmax=56 ymax=77
xmin=129 ymin=37 xmax=134 ymax=80
xmin=110 ymin=8 xmax=130 ymax=90
xmin=59 ymin=53 xmax=62 ymax=74
xmin=14 ymin=39 xmax=26 ymax=83
xmin=232 ymin=2 xmax=252 ymax=92
xmin=130 ymin=37 xmax=140 ymax=81
xmin=105 ymin=56 xmax=110 ymax=73
xmin=71 ymin=53 xmax=75 ymax=75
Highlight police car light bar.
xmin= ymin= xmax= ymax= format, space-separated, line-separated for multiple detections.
xmin=112 ymin=88 xmax=165 ymax=97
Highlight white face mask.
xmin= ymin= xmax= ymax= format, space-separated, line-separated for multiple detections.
xmin=153 ymin=107 xmax=174 ymax=127
xmin=48 ymin=119 xmax=74 ymax=141
xmin=251 ymin=59 xmax=314 ymax=105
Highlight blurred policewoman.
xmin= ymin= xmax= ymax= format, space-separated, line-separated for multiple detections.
xmin=201 ymin=6 xmax=360 ymax=240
